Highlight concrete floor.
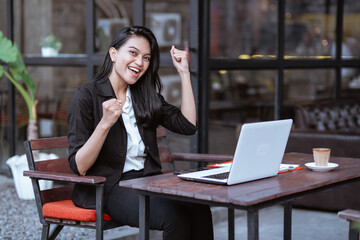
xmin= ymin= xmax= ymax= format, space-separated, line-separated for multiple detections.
xmin=103 ymin=205 xmax=349 ymax=240
xmin=212 ymin=206 xmax=349 ymax=240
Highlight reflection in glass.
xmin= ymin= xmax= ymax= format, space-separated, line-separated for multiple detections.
xmin=209 ymin=70 xmax=276 ymax=123
xmin=23 ymin=1 xmax=86 ymax=55
xmin=29 ymin=67 xmax=86 ymax=137
xmin=343 ymin=0 xmax=360 ymax=58
xmin=0 ymin=76 xmax=29 ymax=165
xmin=285 ymin=0 xmax=336 ymax=59
xmin=0 ymin=1 xmax=5 ymax=33
xmin=158 ymin=66 xmax=194 ymax=154
xmin=95 ymin=0 xmax=132 ymax=52
xmin=208 ymin=70 xmax=275 ymax=155
xmin=342 ymin=68 xmax=360 ymax=99
xmin=159 ymin=68 xmax=183 ymax=107
xmin=210 ymin=0 xmax=278 ymax=59
xmin=284 ymin=69 xmax=334 ymax=102
xmin=145 ymin=0 xmax=190 ymax=55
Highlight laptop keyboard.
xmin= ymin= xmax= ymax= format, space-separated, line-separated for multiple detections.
xmin=204 ymin=172 xmax=230 ymax=180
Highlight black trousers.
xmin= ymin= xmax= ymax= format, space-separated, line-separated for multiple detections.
xmin=105 ymin=170 xmax=214 ymax=240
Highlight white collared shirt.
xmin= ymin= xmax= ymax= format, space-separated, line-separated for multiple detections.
xmin=122 ymin=87 xmax=146 ymax=173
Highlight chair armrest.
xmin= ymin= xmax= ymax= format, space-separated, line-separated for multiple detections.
xmin=171 ymin=152 xmax=233 ymax=163
xmin=338 ymin=209 xmax=360 ymax=222
xmin=23 ymin=170 xmax=106 ymax=184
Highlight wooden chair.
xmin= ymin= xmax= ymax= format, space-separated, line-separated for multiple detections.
xmin=23 ymin=128 xmax=232 ymax=240
xmin=338 ymin=209 xmax=360 ymax=240
xmin=23 ymin=136 xmax=119 ymax=240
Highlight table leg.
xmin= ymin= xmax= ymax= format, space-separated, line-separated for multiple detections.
xmin=349 ymin=224 xmax=359 ymax=240
xmin=228 ymin=208 xmax=235 ymax=240
xmin=283 ymin=201 xmax=292 ymax=240
xmin=139 ymin=194 xmax=150 ymax=240
xmin=247 ymin=209 xmax=259 ymax=240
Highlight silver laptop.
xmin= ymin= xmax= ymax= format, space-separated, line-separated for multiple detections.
xmin=178 ymin=119 xmax=293 ymax=185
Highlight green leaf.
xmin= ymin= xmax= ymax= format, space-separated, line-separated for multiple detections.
xmin=0 ymin=31 xmax=17 ymax=63
xmin=9 ymin=61 xmax=23 ymax=81
xmin=3 ymin=69 xmax=35 ymax=120
xmin=8 ymin=47 xmax=27 ymax=81
xmin=0 ymin=31 xmax=37 ymax=121
xmin=22 ymin=71 xmax=36 ymax=99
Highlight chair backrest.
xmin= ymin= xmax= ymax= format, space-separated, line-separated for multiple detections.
xmin=294 ymin=99 xmax=360 ymax=132
xmin=156 ymin=127 xmax=175 ymax=173
xmin=24 ymin=136 xmax=74 ymax=207
xmin=157 ymin=127 xmax=171 ymax=162
xmin=25 ymin=136 xmax=71 ymax=172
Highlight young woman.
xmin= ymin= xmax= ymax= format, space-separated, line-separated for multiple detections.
xmin=67 ymin=26 xmax=214 ymax=240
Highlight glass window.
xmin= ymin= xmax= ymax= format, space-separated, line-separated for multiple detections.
xmin=159 ymin=67 xmax=183 ymax=107
xmin=210 ymin=0 xmax=278 ymax=59
xmin=0 ymin=76 xmax=28 ymax=169
xmin=1 ymin=1 xmax=12 ymax=171
xmin=145 ymin=0 xmax=190 ymax=55
xmin=0 ymin=65 xmax=85 ymax=170
xmin=143 ymin=0 xmax=193 ymax=155
xmin=284 ymin=0 xmax=337 ymax=59
xmin=0 ymin=0 xmax=5 ymax=33
xmin=343 ymin=0 xmax=360 ymax=59
xmin=209 ymin=70 xmax=276 ymax=123
xmin=95 ymin=0 xmax=133 ymax=53
xmin=208 ymin=70 xmax=276 ymax=154
xmin=23 ymin=0 xmax=86 ymax=55
xmin=31 ymin=66 xmax=86 ymax=138
xmin=342 ymin=68 xmax=360 ymax=99
xmin=159 ymin=66 xmax=195 ymax=154
xmin=284 ymin=69 xmax=335 ymax=102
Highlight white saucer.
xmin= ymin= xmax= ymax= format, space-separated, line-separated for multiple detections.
xmin=305 ymin=162 xmax=339 ymax=172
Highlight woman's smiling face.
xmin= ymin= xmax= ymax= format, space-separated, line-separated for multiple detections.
xmin=109 ymin=35 xmax=151 ymax=86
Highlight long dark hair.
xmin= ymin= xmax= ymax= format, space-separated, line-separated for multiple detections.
xmin=95 ymin=26 xmax=162 ymax=127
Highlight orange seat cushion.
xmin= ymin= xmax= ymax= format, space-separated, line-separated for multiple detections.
xmin=43 ymin=200 xmax=112 ymax=222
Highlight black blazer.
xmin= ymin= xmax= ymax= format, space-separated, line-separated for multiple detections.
xmin=67 ymin=77 xmax=197 ymax=209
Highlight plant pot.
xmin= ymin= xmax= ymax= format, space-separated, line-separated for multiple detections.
xmin=6 ymin=153 xmax=58 ymax=200
xmin=41 ymin=47 xmax=59 ymax=57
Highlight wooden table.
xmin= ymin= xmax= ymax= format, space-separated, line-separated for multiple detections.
xmin=119 ymin=153 xmax=360 ymax=240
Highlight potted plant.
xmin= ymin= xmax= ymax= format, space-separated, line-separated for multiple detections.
xmin=39 ymin=34 xmax=62 ymax=57
xmin=0 ymin=31 xmax=37 ymax=140
xmin=0 ymin=31 xmax=55 ymax=199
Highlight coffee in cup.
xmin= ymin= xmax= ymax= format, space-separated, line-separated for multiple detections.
xmin=313 ymin=148 xmax=331 ymax=166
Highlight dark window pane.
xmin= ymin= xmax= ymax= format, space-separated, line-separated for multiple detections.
xmin=208 ymin=70 xmax=276 ymax=155
xmin=284 ymin=69 xmax=334 ymax=102
xmin=145 ymin=0 xmax=190 ymax=55
xmin=31 ymin=66 xmax=86 ymax=137
xmin=0 ymin=0 xmax=5 ymax=33
xmin=343 ymin=0 xmax=360 ymax=59
xmin=159 ymin=67 xmax=183 ymax=107
xmin=209 ymin=70 xmax=276 ymax=123
xmin=285 ymin=0 xmax=337 ymax=59
xmin=23 ymin=0 xmax=86 ymax=55
xmin=95 ymin=1 xmax=133 ymax=53
xmin=210 ymin=0 xmax=278 ymax=59
xmin=342 ymin=68 xmax=360 ymax=99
